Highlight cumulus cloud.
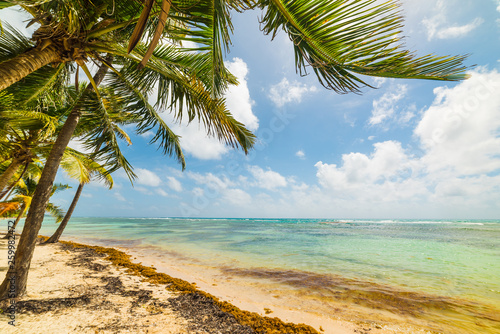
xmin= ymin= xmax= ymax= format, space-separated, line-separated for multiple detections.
xmin=247 ymin=166 xmax=288 ymax=190
xmin=434 ymin=18 xmax=484 ymax=39
xmin=156 ymin=189 xmax=169 ymax=197
xmin=225 ymin=58 xmax=259 ymax=131
xmin=187 ymin=172 xmax=235 ymax=191
xmin=166 ymin=176 xmax=182 ymax=192
xmin=315 ymin=141 xmax=414 ymax=191
xmin=223 ymin=188 xmax=252 ymax=206
xmin=414 ymin=69 xmax=500 ymax=175
xmin=135 ymin=168 xmax=162 ymax=187
xmin=369 ymin=85 xmax=408 ymax=125
xmin=268 ymin=78 xmax=317 ymax=107
xmin=296 ymin=150 xmax=306 ymax=160
xmin=183 ymin=172 xmax=251 ymax=211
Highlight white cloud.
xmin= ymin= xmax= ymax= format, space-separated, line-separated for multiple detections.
xmin=422 ymin=2 xmax=483 ymax=40
xmin=156 ymin=189 xmax=168 ymax=197
xmin=113 ymin=192 xmax=126 ymax=202
xmin=397 ymin=104 xmax=417 ymax=126
xmin=225 ymin=58 xmax=259 ymax=131
xmin=68 ymin=138 xmax=92 ymax=154
xmin=415 ymin=69 xmax=500 ymax=175
xmin=135 ymin=168 xmax=162 ymax=187
xmin=223 ymin=188 xmax=252 ymax=206
xmin=434 ymin=18 xmax=484 ymax=39
xmin=268 ymin=78 xmax=317 ymax=107
xmin=166 ymin=176 xmax=182 ymax=192
xmin=369 ymin=85 xmax=408 ymax=125
xmin=315 ymin=141 xmax=413 ymax=192
xmin=188 ymin=172 xmax=235 ymax=191
xmin=373 ymin=77 xmax=388 ymax=88
xmin=296 ymin=150 xmax=306 ymax=160
xmin=135 ymin=186 xmax=152 ymax=194
xmin=247 ymin=166 xmax=288 ymax=190
xmin=177 ymin=124 xmax=231 ymax=160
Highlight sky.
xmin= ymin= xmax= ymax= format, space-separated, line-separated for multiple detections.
xmin=3 ymin=0 xmax=500 ymax=219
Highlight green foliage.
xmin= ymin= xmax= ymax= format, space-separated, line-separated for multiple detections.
xmin=258 ymin=0 xmax=469 ymax=93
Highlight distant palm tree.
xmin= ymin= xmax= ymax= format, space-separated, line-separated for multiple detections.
xmin=44 ymin=149 xmax=114 ymax=244
xmin=0 ymin=107 xmax=60 ymax=196
xmin=1 ymin=164 xmax=70 ymax=240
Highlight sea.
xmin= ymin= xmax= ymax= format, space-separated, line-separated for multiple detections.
xmin=4 ymin=217 xmax=500 ymax=333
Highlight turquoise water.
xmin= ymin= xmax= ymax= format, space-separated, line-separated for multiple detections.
xmin=4 ymin=217 xmax=500 ymax=332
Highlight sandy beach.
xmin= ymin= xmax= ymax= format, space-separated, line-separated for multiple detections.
xmin=0 ymin=235 xmax=442 ymax=334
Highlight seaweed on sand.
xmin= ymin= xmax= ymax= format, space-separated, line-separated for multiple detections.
xmin=59 ymin=240 xmax=320 ymax=334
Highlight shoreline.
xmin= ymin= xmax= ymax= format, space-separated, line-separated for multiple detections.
xmin=1 ymin=234 xmax=499 ymax=333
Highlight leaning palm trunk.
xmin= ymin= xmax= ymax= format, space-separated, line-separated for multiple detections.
xmin=0 ymin=45 xmax=60 ymax=91
xmin=44 ymin=183 xmax=84 ymax=243
xmin=0 ymin=159 xmax=22 ymax=195
xmin=2 ymin=203 xmax=27 ymax=240
xmin=0 ymin=62 xmax=109 ymax=300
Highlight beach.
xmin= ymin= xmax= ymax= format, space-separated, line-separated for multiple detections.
xmin=1 ymin=218 xmax=499 ymax=333
xmin=0 ymin=236 xmax=377 ymax=334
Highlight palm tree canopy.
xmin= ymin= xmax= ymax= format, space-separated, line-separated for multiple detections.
xmin=126 ymin=0 xmax=469 ymax=94
xmin=0 ymin=3 xmax=256 ymax=160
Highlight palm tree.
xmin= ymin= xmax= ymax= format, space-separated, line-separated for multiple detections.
xmin=44 ymin=148 xmax=114 ymax=244
xmin=1 ymin=164 xmax=70 ymax=240
xmin=0 ymin=110 xmax=60 ymax=198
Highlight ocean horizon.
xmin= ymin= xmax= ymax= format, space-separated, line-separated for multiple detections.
xmin=3 ymin=217 xmax=500 ymax=333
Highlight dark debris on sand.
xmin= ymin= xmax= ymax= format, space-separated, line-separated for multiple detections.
xmin=15 ymin=296 xmax=92 ymax=314
xmin=169 ymin=292 xmax=255 ymax=334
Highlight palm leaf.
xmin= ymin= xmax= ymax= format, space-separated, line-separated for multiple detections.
xmin=139 ymin=0 xmax=172 ymax=69
xmin=258 ymin=0 xmax=469 ymax=93
xmin=45 ymin=202 xmax=65 ymax=223
xmin=128 ymin=0 xmax=155 ymax=53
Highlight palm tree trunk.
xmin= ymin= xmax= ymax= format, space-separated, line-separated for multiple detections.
xmin=44 ymin=183 xmax=84 ymax=243
xmin=0 ymin=162 xmax=29 ymax=201
xmin=0 ymin=60 xmax=110 ymax=300
xmin=0 ymin=45 xmax=61 ymax=91
xmin=0 ymin=159 xmax=22 ymax=195
xmin=2 ymin=203 xmax=26 ymax=240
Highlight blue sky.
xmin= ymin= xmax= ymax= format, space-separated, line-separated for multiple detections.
xmin=4 ymin=0 xmax=500 ymax=219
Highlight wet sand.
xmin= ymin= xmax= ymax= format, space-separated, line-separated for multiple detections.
xmin=1 ymin=235 xmax=499 ymax=333
xmin=115 ymin=242 xmax=500 ymax=334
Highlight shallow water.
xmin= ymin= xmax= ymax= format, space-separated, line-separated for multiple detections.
xmin=4 ymin=217 xmax=500 ymax=332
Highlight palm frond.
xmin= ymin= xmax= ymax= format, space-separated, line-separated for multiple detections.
xmin=76 ymin=88 xmax=137 ymax=180
xmin=60 ymin=148 xmax=92 ymax=184
xmin=139 ymin=0 xmax=171 ymax=69
xmin=45 ymin=202 xmax=65 ymax=223
xmin=259 ymin=0 xmax=470 ymax=93
xmin=51 ymin=182 xmax=71 ymax=196
xmin=0 ymin=22 xmax=33 ymax=63
xmin=103 ymin=64 xmax=186 ymax=170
